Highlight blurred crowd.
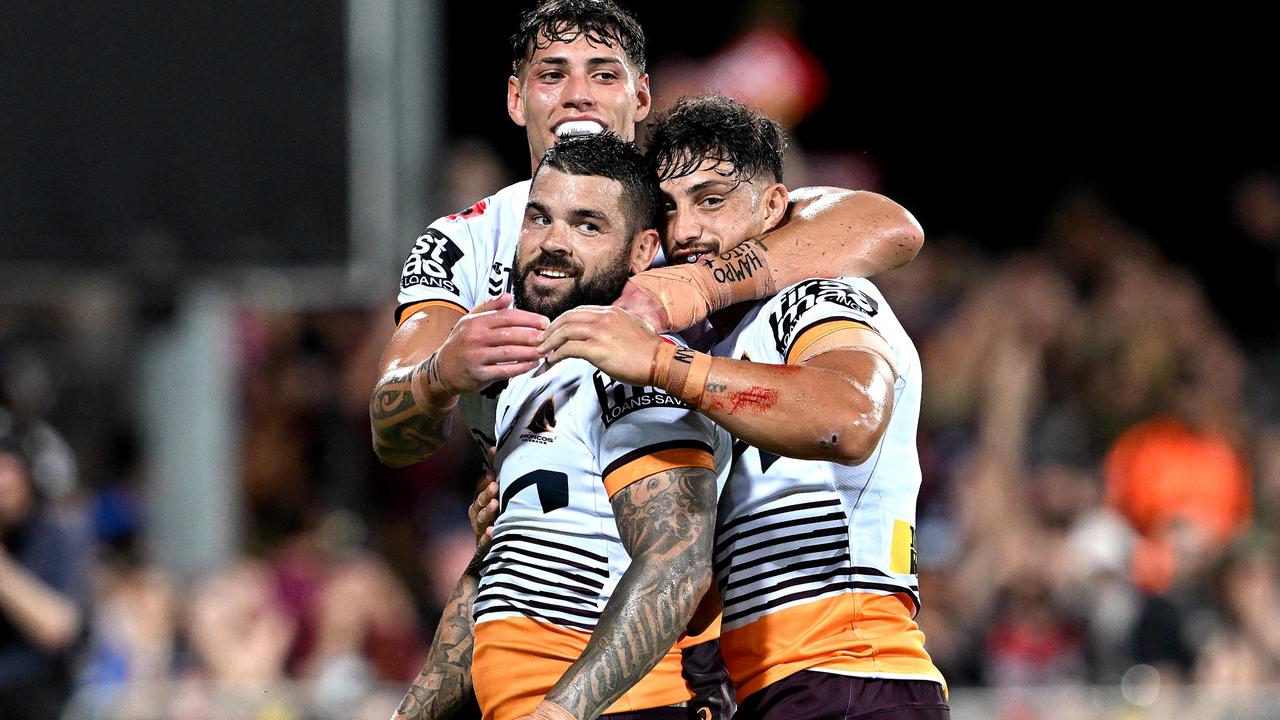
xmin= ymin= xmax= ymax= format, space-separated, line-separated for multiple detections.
xmin=2 ymin=156 xmax=1279 ymax=720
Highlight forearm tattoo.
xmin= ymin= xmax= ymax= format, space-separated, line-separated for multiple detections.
xmin=370 ymin=360 xmax=453 ymax=464
xmin=392 ymin=572 xmax=479 ymax=720
xmin=546 ymin=465 xmax=718 ymax=719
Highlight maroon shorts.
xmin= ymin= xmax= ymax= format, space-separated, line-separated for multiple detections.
xmin=735 ymin=671 xmax=950 ymax=720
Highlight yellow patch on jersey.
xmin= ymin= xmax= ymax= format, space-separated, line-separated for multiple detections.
xmin=890 ymin=519 xmax=916 ymax=575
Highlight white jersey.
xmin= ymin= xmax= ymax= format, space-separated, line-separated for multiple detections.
xmin=394 ymin=180 xmax=531 ymax=447
xmin=472 ymin=347 xmax=732 ymax=720
xmin=707 ymin=277 xmax=943 ymax=698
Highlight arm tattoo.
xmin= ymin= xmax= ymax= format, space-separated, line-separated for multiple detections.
xmin=392 ymin=571 xmax=479 ymax=720
xmin=545 ymin=465 xmax=718 ymax=719
xmin=370 ymin=361 xmax=454 ymax=465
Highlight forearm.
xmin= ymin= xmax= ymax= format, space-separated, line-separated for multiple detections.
xmin=370 ymin=353 xmax=459 ymax=467
xmin=545 ymin=547 xmax=711 ymax=719
xmin=624 ymin=190 xmax=921 ymax=331
xmin=699 ymin=355 xmax=886 ymax=463
xmin=546 ymin=467 xmax=717 ymax=719
xmin=391 ymin=550 xmax=484 ymax=720
xmin=0 ymin=551 xmax=81 ymax=652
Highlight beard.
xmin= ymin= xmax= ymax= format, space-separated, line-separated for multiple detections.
xmin=513 ymin=251 xmax=632 ymax=321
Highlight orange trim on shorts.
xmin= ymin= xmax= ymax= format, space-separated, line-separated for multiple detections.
xmin=785 ymin=319 xmax=876 ymax=364
xmin=602 ymin=448 xmax=715 ymax=498
xmin=396 ymin=299 xmax=468 ymax=326
xmin=473 ymin=616 xmax=695 ymax=720
xmin=719 ymin=591 xmax=944 ymax=699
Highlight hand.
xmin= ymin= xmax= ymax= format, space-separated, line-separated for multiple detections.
xmin=537 ymin=306 xmax=661 ymax=386
xmin=613 ymin=278 xmax=673 ymax=334
xmin=468 ymin=448 xmax=499 ymax=543
xmin=434 ymin=294 xmax=549 ymax=396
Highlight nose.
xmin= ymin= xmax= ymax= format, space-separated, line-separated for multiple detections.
xmin=561 ymin=71 xmax=595 ymax=110
xmin=668 ymin=208 xmax=702 ymax=249
xmin=539 ymin=220 xmax=573 ymax=257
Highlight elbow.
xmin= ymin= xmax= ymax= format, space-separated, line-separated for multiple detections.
xmin=874 ymin=193 xmax=925 ymax=266
xmin=815 ymin=411 xmax=888 ymax=466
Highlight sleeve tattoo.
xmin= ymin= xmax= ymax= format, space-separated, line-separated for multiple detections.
xmin=392 ymin=541 xmax=490 ymax=720
xmin=545 ymin=465 xmax=718 ymax=719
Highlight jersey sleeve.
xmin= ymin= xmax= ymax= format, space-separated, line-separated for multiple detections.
xmin=394 ymin=201 xmax=492 ymax=325
xmin=587 ymin=341 xmax=721 ymax=498
xmin=765 ymin=278 xmax=886 ymax=364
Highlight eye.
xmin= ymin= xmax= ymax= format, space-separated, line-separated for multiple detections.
xmin=662 ymin=199 xmax=677 ymax=214
xmin=539 ymin=70 xmax=565 ymax=82
xmin=528 ymin=213 xmax=550 ymax=226
xmin=698 ymin=196 xmax=725 ymax=209
xmin=593 ymin=70 xmax=619 ymax=81
xmin=576 ymin=221 xmax=600 ymax=234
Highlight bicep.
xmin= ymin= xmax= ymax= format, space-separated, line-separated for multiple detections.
xmin=794 ymin=326 xmax=897 ymax=407
xmin=377 ymin=304 xmax=467 ymax=375
xmin=608 ymin=465 xmax=719 ymax=559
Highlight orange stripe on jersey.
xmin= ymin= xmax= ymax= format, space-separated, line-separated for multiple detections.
xmin=785 ymin=319 xmax=875 ymax=364
xmin=719 ymin=591 xmax=943 ymax=699
xmin=473 ymin=616 xmax=695 ymax=720
xmin=396 ymin=299 xmax=468 ymax=326
xmin=602 ymin=447 xmax=715 ymax=497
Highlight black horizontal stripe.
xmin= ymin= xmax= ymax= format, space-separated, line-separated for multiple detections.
xmin=721 ymin=538 xmax=848 ymax=578
xmin=725 ymin=552 xmax=851 ymax=593
xmin=849 ymin=566 xmax=894 ymax=579
xmin=475 ymin=590 xmax=602 ymax=620
xmin=601 ymin=439 xmax=714 ymax=481
xmin=784 ymin=316 xmax=876 ymax=363
xmin=714 ymin=511 xmax=847 ymax=558
xmin=483 ymin=555 xmax=605 ymax=589
xmin=724 ymin=580 xmax=919 ymax=625
xmin=717 ymin=498 xmax=842 ymax=537
xmin=488 ymin=567 xmax=600 ymax=598
xmin=483 ymin=544 xmax=609 ymax=578
xmin=474 ymin=603 xmax=596 ymax=632
xmin=479 ymin=581 xmax=600 ymax=611
xmin=724 ymin=566 xmax=851 ymax=610
xmin=394 ymin=298 xmax=468 ymax=325
xmin=718 ymin=522 xmax=848 ymax=563
xmin=492 ymin=532 xmax=608 ymax=564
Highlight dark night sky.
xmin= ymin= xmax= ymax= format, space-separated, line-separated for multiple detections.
xmin=2 ymin=1 xmax=1276 ymax=273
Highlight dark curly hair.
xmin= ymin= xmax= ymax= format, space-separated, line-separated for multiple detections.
xmin=646 ymin=95 xmax=786 ymax=186
xmin=536 ymin=131 xmax=660 ymax=237
xmin=511 ymin=0 xmax=646 ymax=77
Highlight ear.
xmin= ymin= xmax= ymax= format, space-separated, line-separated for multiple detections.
xmin=628 ymin=228 xmax=660 ymax=274
xmin=507 ymin=75 xmax=527 ymax=127
xmin=632 ymin=73 xmax=652 ymax=123
xmin=760 ymin=182 xmax=790 ymax=233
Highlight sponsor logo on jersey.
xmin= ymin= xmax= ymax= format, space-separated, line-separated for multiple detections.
xmin=593 ymin=372 xmax=687 ymax=427
xmin=401 ymin=228 xmax=465 ymax=293
xmin=519 ymin=398 xmax=557 ymax=444
xmin=768 ymin=279 xmax=879 ymax=355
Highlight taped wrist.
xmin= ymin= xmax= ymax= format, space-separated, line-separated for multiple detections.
xmin=410 ymin=353 xmax=459 ymax=415
xmin=649 ymin=342 xmax=712 ymax=408
xmin=528 ymin=700 xmax=576 ymax=720
xmin=627 ymin=267 xmax=714 ymax=331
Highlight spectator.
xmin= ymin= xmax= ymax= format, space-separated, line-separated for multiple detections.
xmin=0 ymin=437 xmax=86 ymax=719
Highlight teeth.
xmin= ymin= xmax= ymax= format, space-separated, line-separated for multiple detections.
xmin=537 ymin=269 xmax=569 ymax=278
xmin=555 ymin=120 xmax=604 ymax=137
xmin=687 ymin=254 xmax=700 ymax=263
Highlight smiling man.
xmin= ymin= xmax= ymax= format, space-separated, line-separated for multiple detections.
xmin=538 ymin=96 xmax=950 ymax=719
xmin=370 ymin=0 xmax=924 ymax=469
xmin=395 ymin=133 xmax=732 ymax=720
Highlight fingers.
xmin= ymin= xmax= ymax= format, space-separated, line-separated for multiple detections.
xmin=538 ymin=323 xmax=598 ymax=356
xmin=471 ymin=293 xmax=514 ymax=313
xmin=470 ymin=480 xmax=500 ymax=541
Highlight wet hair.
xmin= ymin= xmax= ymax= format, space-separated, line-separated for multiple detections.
xmin=511 ymin=0 xmax=646 ymax=77
xmin=646 ymin=94 xmax=786 ymax=186
xmin=535 ymin=131 xmax=659 ymax=237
